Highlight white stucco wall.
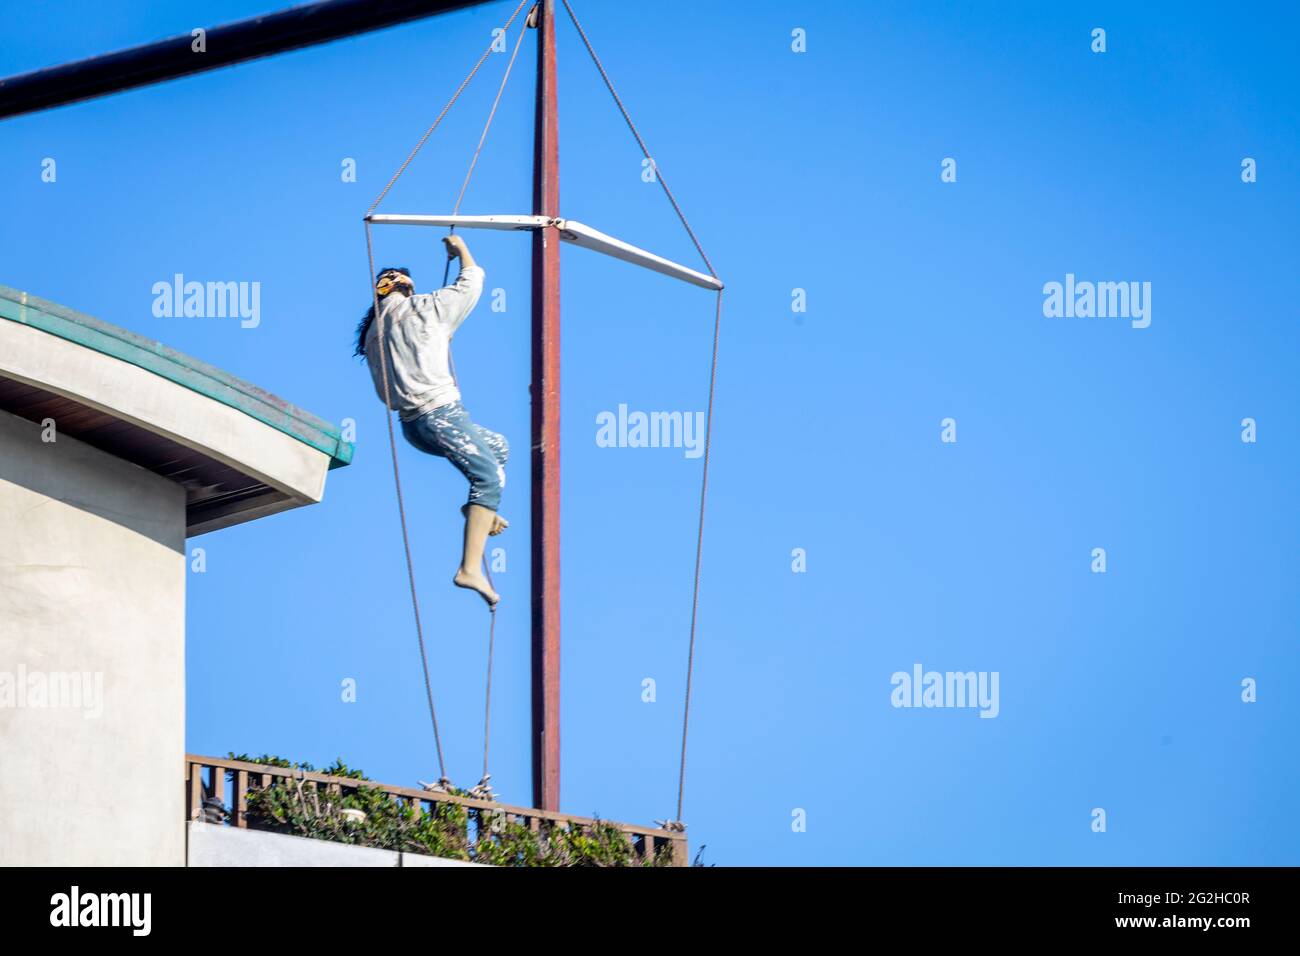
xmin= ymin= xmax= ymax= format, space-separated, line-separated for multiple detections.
xmin=0 ymin=410 xmax=186 ymax=866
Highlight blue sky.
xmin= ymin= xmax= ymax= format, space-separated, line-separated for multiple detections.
xmin=2 ymin=0 xmax=1297 ymax=865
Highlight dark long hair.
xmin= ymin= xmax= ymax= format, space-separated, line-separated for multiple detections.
xmin=354 ymin=267 xmax=411 ymax=358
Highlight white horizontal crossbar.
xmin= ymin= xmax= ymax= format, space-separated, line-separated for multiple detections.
xmin=367 ymin=212 xmax=723 ymax=292
xmin=554 ymin=220 xmax=722 ymax=291
xmin=366 ymin=213 xmax=551 ymax=230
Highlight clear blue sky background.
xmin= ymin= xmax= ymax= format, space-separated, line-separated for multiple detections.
xmin=3 ymin=1 xmax=1297 ymax=865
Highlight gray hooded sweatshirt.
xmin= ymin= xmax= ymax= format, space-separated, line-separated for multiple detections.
xmin=365 ymin=265 xmax=485 ymax=421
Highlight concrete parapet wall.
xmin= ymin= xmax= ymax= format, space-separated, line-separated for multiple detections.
xmin=187 ymin=823 xmax=484 ymax=867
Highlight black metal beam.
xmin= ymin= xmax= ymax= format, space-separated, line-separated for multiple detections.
xmin=0 ymin=0 xmax=497 ymax=120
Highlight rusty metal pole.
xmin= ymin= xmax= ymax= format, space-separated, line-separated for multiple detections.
xmin=530 ymin=0 xmax=561 ymax=813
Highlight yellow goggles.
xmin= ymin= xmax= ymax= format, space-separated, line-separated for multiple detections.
xmin=376 ymin=272 xmax=406 ymax=296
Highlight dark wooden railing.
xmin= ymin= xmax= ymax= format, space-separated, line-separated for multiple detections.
xmin=185 ymin=753 xmax=687 ymax=866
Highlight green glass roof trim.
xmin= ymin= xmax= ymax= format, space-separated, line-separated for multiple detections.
xmin=0 ymin=284 xmax=353 ymax=469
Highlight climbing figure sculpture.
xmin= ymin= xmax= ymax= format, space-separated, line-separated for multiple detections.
xmin=356 ymin=235 xmax=507 ymax=608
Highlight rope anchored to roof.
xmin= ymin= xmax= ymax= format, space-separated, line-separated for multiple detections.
xmin=559 ymin=0 xmax=723 ymax=830
xmin=364 ymin=0 xmax=722 ymax=830
xmin=363 ymin=0 xmax=532 ymax=791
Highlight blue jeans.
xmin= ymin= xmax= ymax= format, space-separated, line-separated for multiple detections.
xmin=401 ymin=401 xmax=508 ymax=512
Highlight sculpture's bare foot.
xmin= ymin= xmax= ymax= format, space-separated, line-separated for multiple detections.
xmin=453 ymin=568 xmax=499 ymax=609
xmin=463 ymin=503 xmax=508 ymax=536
